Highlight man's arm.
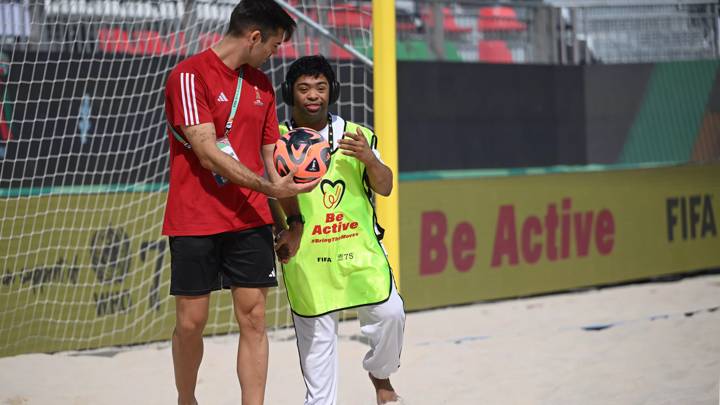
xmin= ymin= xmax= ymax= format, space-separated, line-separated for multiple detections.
xmin=338 ymin=127 xmax=393 ymax=196
xmin=262 ymin=143 xmax=304 ymax=263
xmin=181 ymin=123 xmax=318 ymax=198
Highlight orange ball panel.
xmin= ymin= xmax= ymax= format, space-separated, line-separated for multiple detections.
xmin=273 ymin=127 xmax=331 ymax=183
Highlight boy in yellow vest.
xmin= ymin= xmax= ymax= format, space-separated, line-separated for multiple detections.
xmin=272 ymin=55 xmax=405 ymax=405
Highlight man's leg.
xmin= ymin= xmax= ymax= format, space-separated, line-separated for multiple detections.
xmin=173 ymin=294 xmax=210 ymax=405
xmin=358 ymin=281 xmax=406 ymax=405
xmin=292 ymin=312 xmax=340 ymax=405
xmin=232 ymin=286 xmax=270 ymax=405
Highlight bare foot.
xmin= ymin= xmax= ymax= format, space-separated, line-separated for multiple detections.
xmin=369 ymin=372 xmax=401 ymax=404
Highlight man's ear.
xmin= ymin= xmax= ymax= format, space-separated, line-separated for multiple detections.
xmin=249 ymin=30 xmax=262 ymax=44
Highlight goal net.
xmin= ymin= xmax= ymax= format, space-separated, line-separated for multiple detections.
xmin=0 ymin=0 xmax=373 ymax=356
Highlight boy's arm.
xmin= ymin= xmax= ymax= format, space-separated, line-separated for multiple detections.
xmin=338 ymin=127 xmax=393 ymax=196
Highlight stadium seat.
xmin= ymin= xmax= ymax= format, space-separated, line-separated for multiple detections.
xmin=330 ymin=40 xmax=353 ymax=60
xmin=443 ymin=41 xmax=462 ymax=61
xmin=302 ymin=37 xmax=354 ymax=60
xmin=352 ymin=38 xmax=373 ymax=58
xmin=396 ymin=12 xmax=420 ymax=32
xmin=421 ymin=6 xmax=472 ymax=34
xmin=351 ymin=38 xmax=458 ymax=61
xmin=397 ymin=40 xmax=433 ymax=61
xmin=396 ymin=21 xmax=418 ymax=32
xmin=326 ymin=4 xmax=371 ymax=29
xmin=198 ymin=32 xmax=222 ymax=51
xmin=478 ymin=40 xmax=513 ymax=63
xmin=276 ymin=40 xmax=299 ymax=59
xmin=355 ymin=39 xmax=433 ymax=61
xmin=97 ymin=28 xmax=186 ymax=55
xmin=284 ymin=0 xmax=319 ymax=24
xmin=478 ymin=6 xmax=526 ymax=32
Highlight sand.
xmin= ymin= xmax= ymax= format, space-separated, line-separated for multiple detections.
xmin=1 ymin=274 xmax=719 ymax=405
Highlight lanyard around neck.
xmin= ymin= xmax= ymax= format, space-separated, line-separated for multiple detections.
xmin=223 ymin=69 xmax=244 ymax=138
xmin=170 ymin=69 xmax=244 ymax=149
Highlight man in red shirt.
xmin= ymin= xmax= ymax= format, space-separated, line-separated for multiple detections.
xmin=163 ymin=1 xmax=313 ymax=404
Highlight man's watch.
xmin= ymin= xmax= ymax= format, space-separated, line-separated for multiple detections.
xmin=285 ymin=214 xmax=305 ymax=227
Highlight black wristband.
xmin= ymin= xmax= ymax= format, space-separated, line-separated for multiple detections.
xmin=286 ymin=214 xmax=305 ymax=227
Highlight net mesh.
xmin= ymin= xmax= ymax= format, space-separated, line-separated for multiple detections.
xmin=0 ymin=0 xmax=373 ymax=356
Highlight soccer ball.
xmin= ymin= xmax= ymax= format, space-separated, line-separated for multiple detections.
xmin=273 ymin=127 xmax=331 ymax=183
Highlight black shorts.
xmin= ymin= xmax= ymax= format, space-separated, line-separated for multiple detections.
xmin=169 ymin=225 xmax=277 ymax=296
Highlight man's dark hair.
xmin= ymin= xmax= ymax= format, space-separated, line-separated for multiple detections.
xmin=285 ymin=55 xmax=336 ymax=89
xmin=227 ymin=0 xmax=296 ymax=42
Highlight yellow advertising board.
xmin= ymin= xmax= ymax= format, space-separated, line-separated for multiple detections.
xmin=398 ymin=164 xmax=720 ymax=311
xmin=0 ymin=192 xmax=290 ymax=357
xmin=2 ymin=164 xmax=718 ymax=355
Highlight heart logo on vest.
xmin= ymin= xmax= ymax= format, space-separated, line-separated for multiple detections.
xmin=321 ymin=179 xmax=345 ymax=209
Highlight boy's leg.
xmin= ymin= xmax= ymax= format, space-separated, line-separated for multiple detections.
xmin=292 ymin=312 xmax=340 ymax=405
xmin=358 ymin=281 xmax=406 ymax=404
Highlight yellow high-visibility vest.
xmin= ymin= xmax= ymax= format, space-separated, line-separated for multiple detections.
xmin=279 ymin=119 xmax=392 ymax=317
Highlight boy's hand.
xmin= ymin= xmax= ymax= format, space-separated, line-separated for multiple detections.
xmin=338 ymin=127 xmax=375 ymax=165
xmin=274 ymin=224 xmax=303 ymax=264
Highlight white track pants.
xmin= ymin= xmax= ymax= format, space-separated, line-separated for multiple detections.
xmin=292 ymin=281 xmax=405 ymax=405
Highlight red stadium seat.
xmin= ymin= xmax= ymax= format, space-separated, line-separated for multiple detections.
xmin=396 ymin=21 xmax=418 ymax=32
xmin=329 ymin=39 xmax=353 ymax=60
xmin=98 ymin=27 xmax=186 ymax=55
xmin=326 ymin=4 xmax=371 ymax=29
xmin=478 ymin=40 xmax=513 ymax=63
xmin=478 ymin=6 xmax=526 ymax=32
xmin=422 ymin=6 xmax=472 ymax=34
xmin=300 ymin=37 xmax=354 ymax=60
xmin=276 ymin=40 xmax=299 ymax=59
xmin=284 ymin=0 xmax=319 ymax=24
xmin=198 ymin=32 xmax=222 ymax=51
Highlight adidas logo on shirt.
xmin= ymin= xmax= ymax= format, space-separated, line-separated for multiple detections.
xmin=217 ymin=92 xmax=229 ymax=102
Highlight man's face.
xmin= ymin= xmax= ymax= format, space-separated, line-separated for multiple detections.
xmin=292 ymin=73 xmax=330 ymax=125
xmin=248 ymin=28 xmax=285 ymax=68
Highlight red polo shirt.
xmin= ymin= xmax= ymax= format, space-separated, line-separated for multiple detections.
xmin=162 ymin=49 xmax=278 ymax=236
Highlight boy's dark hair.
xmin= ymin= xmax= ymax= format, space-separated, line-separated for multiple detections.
xmin=285 ymin=55 xmax=337 ymax=86
xmin=282 ymin=55 xmax=340 ymax=106
xmin=227 ymin=0 xmax=296 ymax=42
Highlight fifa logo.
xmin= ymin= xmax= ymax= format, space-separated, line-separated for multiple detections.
xmin=666 ymin=195 xmax=717 ymax=242
xmin=253 ymin=86 xmax=264 ymax=106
